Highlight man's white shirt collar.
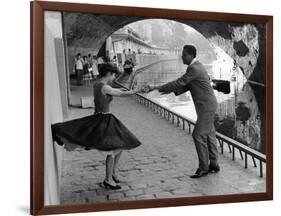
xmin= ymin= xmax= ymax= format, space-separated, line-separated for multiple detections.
xmin=188 ymin=58 xmax=197 ymax=67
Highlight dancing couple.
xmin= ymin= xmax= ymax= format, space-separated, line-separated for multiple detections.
xmin=52 ymin=45 xmax=220 ymax=191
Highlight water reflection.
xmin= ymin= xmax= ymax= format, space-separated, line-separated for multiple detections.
xmin=134 ymin=59 xmax=265 ymax=153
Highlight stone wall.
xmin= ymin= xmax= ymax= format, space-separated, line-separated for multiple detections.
xmin=44 ymin=11 xmax=66 ymax=205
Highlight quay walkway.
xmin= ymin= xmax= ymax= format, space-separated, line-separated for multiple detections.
xmin=60 ymin=85 xmax=266 ymax=204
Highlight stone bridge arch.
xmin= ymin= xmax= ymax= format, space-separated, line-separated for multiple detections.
xmin=63 ymin=12 xmax=265 ymax=84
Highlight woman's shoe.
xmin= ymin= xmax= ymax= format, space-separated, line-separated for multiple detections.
xmin=112 ymin=175 xmax=120 ymax=183
xmin=103 ymin=180 xmax=121 ymax=190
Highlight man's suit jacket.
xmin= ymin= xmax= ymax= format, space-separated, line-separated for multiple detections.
xmin=159 ymin=61 xmax=218 ymax=114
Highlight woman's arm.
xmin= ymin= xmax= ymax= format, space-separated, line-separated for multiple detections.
xmin=102 ymin=84 xmax=142 ymax=97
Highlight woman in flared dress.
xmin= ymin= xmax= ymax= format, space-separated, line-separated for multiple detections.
xmin=52 ymin=63 xmax=145 ymax=190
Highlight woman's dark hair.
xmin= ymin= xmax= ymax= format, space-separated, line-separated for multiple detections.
xmin=98 ymin=63 xmax=119 ymax=78
xmin=103 ymin=56 xmax=111 ymax=63
xmin=183 ymin=45 xmax=197 ymax=58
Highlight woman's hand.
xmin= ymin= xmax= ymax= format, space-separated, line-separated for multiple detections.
xmin=143 ymin=85 xmax=156 ymax=93
xmin=138 ymin=85 xmax=151 ymax=93
xmin=134 ymin=85 xmax=146 ymax=93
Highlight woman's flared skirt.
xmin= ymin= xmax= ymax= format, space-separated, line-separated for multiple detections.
xmin=51 ymin=113 xmax=141 ymax=152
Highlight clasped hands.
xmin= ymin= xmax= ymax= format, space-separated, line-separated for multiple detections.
xmin=137 ymin=85 xmax=156 ymax=94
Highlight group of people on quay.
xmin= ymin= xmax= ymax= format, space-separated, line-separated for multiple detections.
xmin=73 ymin=53 xmax=101 ymax=86
xmin=73 ymin=49 xmax=137 ymax=86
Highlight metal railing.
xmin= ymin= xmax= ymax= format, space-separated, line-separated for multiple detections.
xmin=133 ymin=93 xmax=266 ymax=178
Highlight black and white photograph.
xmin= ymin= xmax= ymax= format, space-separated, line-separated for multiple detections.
xmin=43 ymin=8 xmax=267 ymax=207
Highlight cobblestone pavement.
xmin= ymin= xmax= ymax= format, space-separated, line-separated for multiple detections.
xmin=61 ymin=91 xmax=266 ymax=204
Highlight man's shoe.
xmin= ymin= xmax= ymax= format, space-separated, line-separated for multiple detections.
xmin=190 ymin=168 xmax=208 ymax=178
xmin=209 ymin=164 xmax=220 ymax=173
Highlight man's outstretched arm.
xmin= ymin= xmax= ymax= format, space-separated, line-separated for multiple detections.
xmin=150 ymin=67 xmax=197 ymax=95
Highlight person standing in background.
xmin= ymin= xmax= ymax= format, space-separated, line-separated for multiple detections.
xmin=97 ymin=55 xmax=105 ymax=72
xmin=82 ymin=56 xmax=93 ymax=86
xmin=83 ymin=56 xmax=89 ymax=75
xmin=132 ymin=51 xmax=137 ymax=66
xmin=92 ymin=55 xmax=99 ymax=80
xmin=75 ymin=53 xmax=84 ymax=85
xmin=112 ymin=55 xmax=118 ymax=67
xmin=87 ymin=54 xmax=94 ymax=82
xmin=88 ymin=54 xmax=93 ymax=68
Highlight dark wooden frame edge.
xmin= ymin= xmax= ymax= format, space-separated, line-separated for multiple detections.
xmin=30 ymin=1 xmax=273 ymax=215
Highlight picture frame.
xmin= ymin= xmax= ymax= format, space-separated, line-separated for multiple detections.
xmin=30 ymin=1 xmax=273 ymax=215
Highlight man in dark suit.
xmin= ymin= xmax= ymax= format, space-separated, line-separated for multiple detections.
xmin=147 ymin=45 xmax=220 ymax=178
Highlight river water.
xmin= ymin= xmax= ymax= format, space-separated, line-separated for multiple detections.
xmin=133 ymin=59 xmax=265 ymax=154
